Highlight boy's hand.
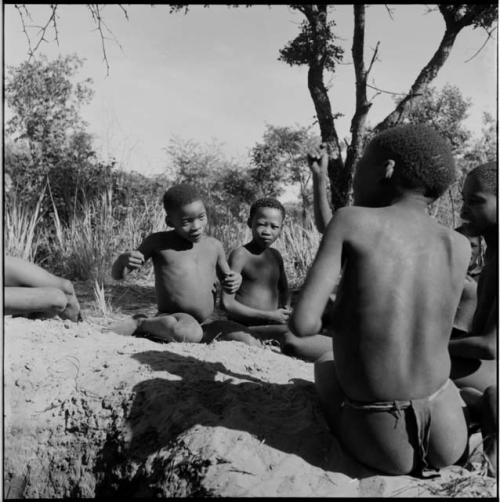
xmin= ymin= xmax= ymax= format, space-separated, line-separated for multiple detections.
xmin=222 ymin=271 xmax=242 ymax=294
xmin=270 ymin=307 xmax=292 ymax=324
xmin=307 ymin=143 xmax=329 ymax=176
xmin=124 ymin=250 xmax=145 ymax=271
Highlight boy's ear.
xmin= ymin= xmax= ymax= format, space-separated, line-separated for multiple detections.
xmin=247 ymin=217 xmax=252 ymax=229
xmin=383 ymin=159 xmax=395 ymax=180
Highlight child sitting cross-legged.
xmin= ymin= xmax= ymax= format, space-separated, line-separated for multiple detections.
xmin=111 ymin=183 xmax=259 ymax=347
xmin=221 ymin=198 xmax=332 ymax=360
xmin=290 ymin=124 xmax=472 ymax=476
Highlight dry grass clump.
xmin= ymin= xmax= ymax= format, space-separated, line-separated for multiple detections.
xmin=4 ymin=194 xmax=319 ymax=290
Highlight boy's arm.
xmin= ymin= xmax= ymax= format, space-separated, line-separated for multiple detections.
xmin=111 ymin=236 xmax=152 ymax=280
xmin=289 ymin=208 xmax=347 ymax=337
xmin=449 ymin=304 xmax=497 ymax=360
xmin=221 ymin=249 xmax=289 ymax=324
xmin=308 ymin=144 xmax=333 ymax=234
xmin=215 ymin=241 xmax=242 ymax=294
xmin=275 ymin=250 xmax=290 ymax=308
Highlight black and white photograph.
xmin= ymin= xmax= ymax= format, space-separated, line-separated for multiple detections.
xmin=3 ymin=4 xmax=498 ymax=498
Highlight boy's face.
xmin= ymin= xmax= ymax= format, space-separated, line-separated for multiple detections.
xmin=249 ymin=207 xmax=283 ymax=248
xmin=167 ymin=200 xmax=208 ymax=243
xmin=460 ymin=174 xmax=497 ymax=237
xmin=352 ymin=144 xmax=392 ymax=207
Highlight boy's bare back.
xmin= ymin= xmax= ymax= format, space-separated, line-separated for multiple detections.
xmin=324 ymin=205 xmax=470 ymax=401
xmin=138 ymin=231 xmax=223 ymax=322
xmin=292 ymin=125 xmax=470 ymax=474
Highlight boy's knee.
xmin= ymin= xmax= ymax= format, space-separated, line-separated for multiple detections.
xmin=173 ymin=319 xmax=203 ymax=343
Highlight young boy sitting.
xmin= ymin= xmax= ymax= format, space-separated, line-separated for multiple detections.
xmin=4 ymin=256 xmax=81 ymax=322
xmin=289 ymin=124 xmax=471 ymax=476
xmin=111 ymin=183 xmax=259 ymax=346
xmin=221 ymin=198 xmax=332 ymax=360
xmin=449 ymin=162 xmax=497 ymax=474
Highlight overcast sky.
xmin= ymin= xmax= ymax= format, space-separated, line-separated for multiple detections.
xmin=4 ymin=4 xmax=498 ymax=176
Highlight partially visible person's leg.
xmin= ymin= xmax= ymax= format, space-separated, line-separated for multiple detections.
xmin=5 ymin=286 xmax=68 ymax=317
xmin=480 ymin=385 xmax=497 ymax=476
xmin=314 ymin=351 xmax=344 ymax=431
xmin=282 ymin=332 xmax=333 ymax=362
xmin=5 ymin=256 xmax=81 ymax=321
xmin=202 ymin=320 xmax=261 ymax=347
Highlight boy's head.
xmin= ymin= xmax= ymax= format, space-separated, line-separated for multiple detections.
xmin=353 ymin=124 xmax=456 ymax=207
xmin=460 ymin=162 xmax=497 ymax=237
xmin=247 ymin=198 xmax=285 ymax=248
xmin=163 ymin=183 xmax=207 ymax=242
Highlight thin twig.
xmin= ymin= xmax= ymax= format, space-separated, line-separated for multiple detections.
xmin=464 ymin=26 xmax=497 ymax=63
xmin=366 ymin=41 xmax=380 ymax=77
xmin=367 ymin=83 xmax=421 ymax=97
xmin=30 ymin=4 xmax=59 ymax=55
xmin=384 ymin=4 xmax=395 ymax=20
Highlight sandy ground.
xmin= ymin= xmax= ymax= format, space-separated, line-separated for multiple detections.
xmin=3 ymin=281 xmax=497 ymax=497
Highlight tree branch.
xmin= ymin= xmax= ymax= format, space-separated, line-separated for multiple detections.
xmin=464 ymin=26 xmax=497 ymax=63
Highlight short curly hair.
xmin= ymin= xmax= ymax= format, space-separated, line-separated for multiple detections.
xmin=162 ymin=183 xmax=203 ymax=213
xmin=467 ymin=162 xmax=497 ymax=195
xmin=249 ymin=198 xmax=286 ymax=221
xmin=369 ymin=124 xmax=456 ymax=199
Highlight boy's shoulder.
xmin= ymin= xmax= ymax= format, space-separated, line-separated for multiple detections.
xmin=201 ymin=235 xmax=224 ymax=251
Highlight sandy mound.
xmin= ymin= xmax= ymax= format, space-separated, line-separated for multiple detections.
xmin=4 ymin=316 xmax=495 ymax=498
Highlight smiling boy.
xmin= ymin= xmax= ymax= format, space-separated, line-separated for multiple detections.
xmin=111 ymin=183 xmax=258 ymax=345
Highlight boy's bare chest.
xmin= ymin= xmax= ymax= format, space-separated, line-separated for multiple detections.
xmin=153 ymin=245 xmax=217 ymax=271
xmin=243 ymin=253 xmax=279 ymax=283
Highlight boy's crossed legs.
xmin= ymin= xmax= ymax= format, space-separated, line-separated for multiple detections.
xmin=111 ymin=312 xmax=261 ymax=347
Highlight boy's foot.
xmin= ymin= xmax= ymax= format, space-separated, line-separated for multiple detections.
xmin=106 ymin=314 xmax=147 ymax=336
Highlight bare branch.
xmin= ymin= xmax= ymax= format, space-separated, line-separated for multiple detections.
xmin=50 ymin=4 xmax=60 ymax=47
xmin=118 ymin=4 xmax=129 ymax=21
xmin=464 ymin=26 xmax=497 ymax=63
xmin=366 ymin=83 xmax=421 ymax=97
xmin=384 ymin=5 xmax=395 ymax=20
xmin=88 ymin=4 xmax=111 ymax=75
xmin=14 ymin=4 xmax=35 ymax=57
xmin=366 ymin=41 xmax=380 ymax=77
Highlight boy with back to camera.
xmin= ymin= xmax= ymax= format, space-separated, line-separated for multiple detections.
xmin=449 ymin=162 xmax=497 ymax=475
xmin=221 ymin=198 xmax=332 ymax=360
xmin=289 ymin=125 xmax=471 ymax=476
xmin=111 ymin=183 xmax=259 ymax=346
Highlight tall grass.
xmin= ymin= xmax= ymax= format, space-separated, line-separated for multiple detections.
xmin=4 ymin=191 xmax=321 ymax=288
xmin=4 ymin=187 xmax=45 ymax=262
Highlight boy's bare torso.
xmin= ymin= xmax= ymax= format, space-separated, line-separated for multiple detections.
xmin=331 ymin=205 xmax=470 ymax=402
xmin=233 ymin=246 xmax=281 ymax=313
xmin=138 ymin=231 xmax=219 ymax=322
